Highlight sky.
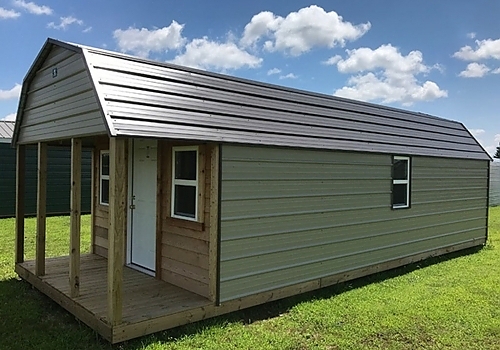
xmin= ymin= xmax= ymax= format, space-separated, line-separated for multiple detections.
xmin=0 ymin=0 xmax=499 ymax=156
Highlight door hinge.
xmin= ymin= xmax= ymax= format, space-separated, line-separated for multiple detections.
xmin=129 ymin=204 xmax=135 ymax=210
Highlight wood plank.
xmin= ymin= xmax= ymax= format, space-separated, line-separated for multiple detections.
xmin=164 ymin=217 xmax=205 ymax=233
xmin=90 ymin=148 xmax=95 ymax=254
xmin=208 ymin=144 xmax=219 ymax=302
xmin=162 ymin=232 xmax=209 ymax=255
xmin=161 ymin=269 xmax=209 ymax=298
xmin=161 ymin=245 xmax=209 ymax=270
xmin=36 ymin=142 xmax=47 ymax=276
xmin=107 ymin=137 xmax=127 ymax=326
xmin=15 ymin=145 xmax=26 ymax=264
xmin=70 ymin=138 xmax=82 ymax=297
xmin=197 ymin=145 xmax=206 ymax=223
xmin=162 ymin=220 xmax=208 ymax=240
xmin=95 ymin=236 xmax=109 ymax=249
xmin=15 ymin=263 xmax=112 ymax=342
xmin=161 ymin=257 xmax=208 ymax=284
xmin=94 ymin=226 xmax=108 ymax=239
xmin=155 ymin=140 xmax=165 ymax=280
xmin=95 ymin=215 xmax=108 ymax=229
xmin=94 ymin=245 xmax=107 ymax=258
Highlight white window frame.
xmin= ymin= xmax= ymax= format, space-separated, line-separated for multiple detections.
xmin=171 ymin=146 xmax=199 ymax=221
xmin=392 ymin=156 xmax=410 ymax=209
xmin=100 ymin=150 xmax=110 ymax=206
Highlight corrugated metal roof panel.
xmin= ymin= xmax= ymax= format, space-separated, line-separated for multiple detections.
xmin=79 ymin=45 xmax=490 ymax=160
xmin=12 ymin=39 xmax=492 ymax=161
xmin=0 ymin=121 xmax=14 ymax=140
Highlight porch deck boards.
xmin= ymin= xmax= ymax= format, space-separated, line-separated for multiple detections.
xmin=17 ymin=254 xmax=212 ymax=338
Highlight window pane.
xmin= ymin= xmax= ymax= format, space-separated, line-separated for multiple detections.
xmin=393 ymin=184 xmax=407 ymax=207
xmin=175 ymin=151 xmax=197 ymax=180
xmin=393 ymin=159 xmax=408 ymax=180
xmin=101 ymin=153 xmax=109 ymax=176
xmin=101 ymin=179 xmax=109 ymax=204
xmin=174 ymin=185 xmax=196 ymax=218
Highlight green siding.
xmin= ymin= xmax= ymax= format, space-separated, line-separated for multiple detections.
xmin=0 ymin=143 xmax=92 ymax=217
xmin=219 ymin=145 xmax=488 ymax=302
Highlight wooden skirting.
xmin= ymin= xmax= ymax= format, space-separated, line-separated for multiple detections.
xmin=16 ymin=239 xmax=485 ymax=343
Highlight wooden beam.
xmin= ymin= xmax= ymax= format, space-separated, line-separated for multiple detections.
xmin=197 ymin=145 xmax=206 ymax=223
xmin=15 ymin=145 xmax=26 ymax=264
xmin=155 ymin=140 xmax=165 ymax=280
xmin=36 ymin=142 xmax=47 ymax=276
xmin=90 ymin=147 xmax=95 ymax=254
xmin=107 ymin=137 xmax=127 ymax=326
xmin=208 ymin=144 xmax=219 ymax=303
xmin=70 ymin=138 xmax=82 ymax=297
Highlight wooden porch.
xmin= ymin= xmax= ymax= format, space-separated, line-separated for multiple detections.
xmin=16 ymin=254 xmax=212 ymax=342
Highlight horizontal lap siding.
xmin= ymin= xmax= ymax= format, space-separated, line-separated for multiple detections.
xmin=0 ymin=143 xmax=91 ymax=217
xmin=490 ymin=163 xmax=500 ymax=206
xmin=17 ymin=46 xmax=105 ymax=144
xmin=219 ymin=145 xmax=488 ymax=302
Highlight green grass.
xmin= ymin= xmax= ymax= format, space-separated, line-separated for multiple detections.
xmin=0 ymin=208 xmax=499 ymax=350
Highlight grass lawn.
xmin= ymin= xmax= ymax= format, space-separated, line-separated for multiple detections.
xmin=0 ymin=208 xmax=499 ymax=350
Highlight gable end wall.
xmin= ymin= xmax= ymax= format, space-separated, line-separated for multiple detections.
xmin=17 ymin=46 xmax=106 ymax=144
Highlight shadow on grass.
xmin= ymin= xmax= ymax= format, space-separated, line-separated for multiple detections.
xmin=0 ymin=245 xmax=484 ymax=350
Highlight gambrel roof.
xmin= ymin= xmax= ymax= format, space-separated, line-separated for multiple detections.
xmin=13 ymin=38 xmax=491 ymax=160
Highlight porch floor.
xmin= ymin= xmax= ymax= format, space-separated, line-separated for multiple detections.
xmin=16 ymin=254 xmax=212 ymax=342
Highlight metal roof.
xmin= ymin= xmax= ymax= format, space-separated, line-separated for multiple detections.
xmin=0 ymin=121 xmax=14 ymax=142
xmin=12 ymin=38 xmax=492 ymax=161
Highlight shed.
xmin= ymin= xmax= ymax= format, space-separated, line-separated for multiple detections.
xmin=0 ymin=120 xmax=92 ymax=217
xmin=490 ymin=162 xmax=500 ymax=206
xmin=12 ymin=38 xmax=491 ymax=343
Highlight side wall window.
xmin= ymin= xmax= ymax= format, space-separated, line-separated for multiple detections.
xmin=100 ymin=150 xmax=110 ymax=205
xmin=392 ymin=156 xmax=411 ymax=209
xmin=171 ymin=146 xmax=199 ymax=221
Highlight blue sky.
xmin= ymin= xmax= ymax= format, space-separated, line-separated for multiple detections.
xmin=0 ymin=0 xmax=499 ymax=155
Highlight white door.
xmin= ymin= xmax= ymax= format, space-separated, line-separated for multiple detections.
xmin=130 ymin=139 xmax=157 ymax=272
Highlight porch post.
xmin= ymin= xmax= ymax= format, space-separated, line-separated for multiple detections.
xmin=70 ymin=138 xmax=82 ymax=297
xmin=15 ymin=145 xmax=26 ymax=264
xmin=35 ymin=142 xmax=47 ymax=276
xmin=107 ymin=137 xmax=127 ymax=325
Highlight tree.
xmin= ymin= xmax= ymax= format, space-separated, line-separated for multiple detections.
xmin=495 ymin=143 xmax=500 ymax=159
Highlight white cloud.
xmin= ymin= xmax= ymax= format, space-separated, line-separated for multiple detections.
xmin=492 ymin=67 xmax=500 ymax=74
xmin=0 ymin=84 xmax=21 ymax=100
xmin=240 ymin=5 xmax=370 ymax=56
xmin=453 ymin=38 xmax=500 ymax=61
xmin=469 ymin=129 xmax=485 ymax=138
xmin=467 ymin=32 xmax=476 ymax=39
xmin=0 ymin=7 xmax=20 ymax=19
xmin=171 ymin=37 xmax=262 ymax=71
xmin=267 ymin=68 xmax=281 ymax=75
xmin=1 ymin=113 xmax=16 ymax=121
xmin=323 ymin=55 xmax=342 ymax=65
xmin=332 ymin=44 xmax=447 ymax=105
xmin=13 ymin=0 xmax=52 ymax=15
xmin=467 ymin=128 xmax=500 ymax=157
xmin=47 ymin=16 xmax=84 ymax=30
xmin=458 ymin=62 xmax=490 ymax=78
xmin=82 ymin=26 xmax=92 ymax=33
xmin=279 ymin=73 xmax=297 ymax=79
xmin=113 ymin=21 xmax=186 ymax=57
